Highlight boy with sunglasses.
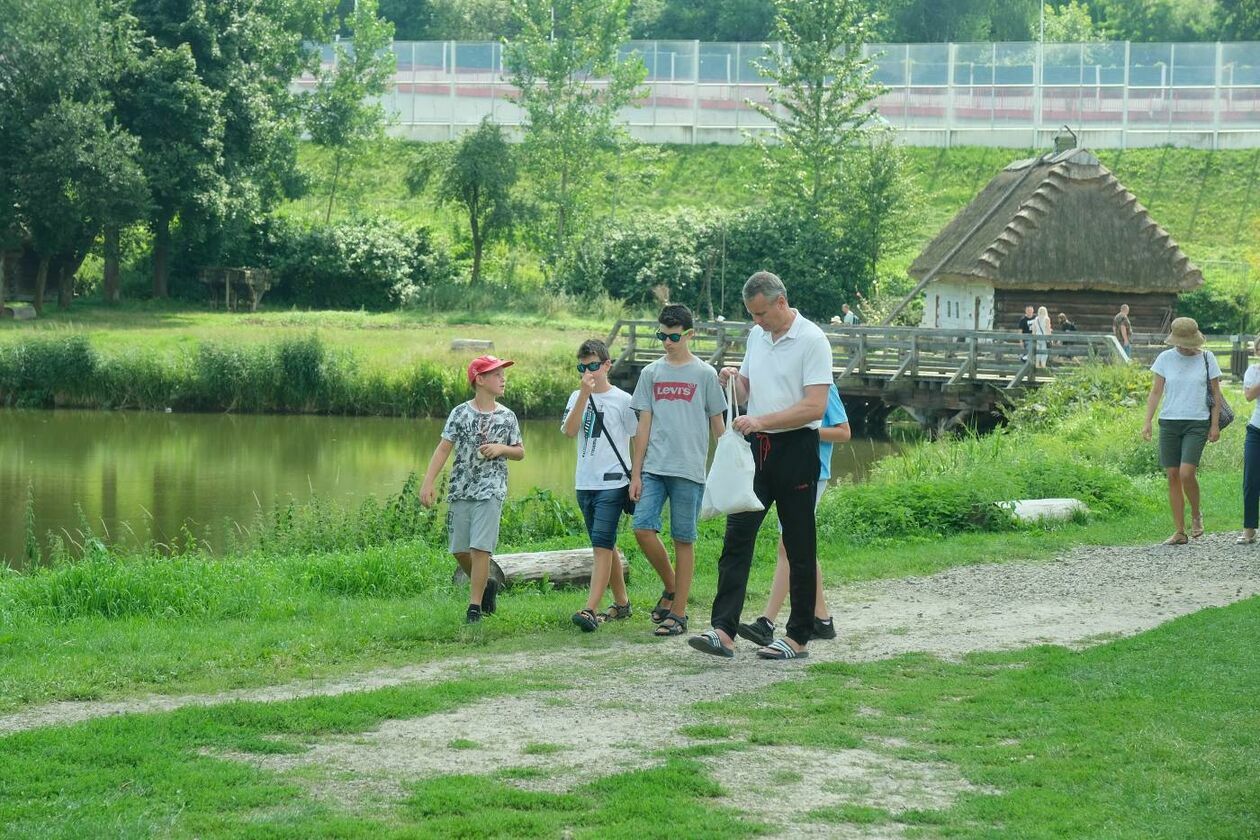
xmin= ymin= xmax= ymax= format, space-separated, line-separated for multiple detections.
xmin=562 ymin=339 xmax=637 ymax=631
xmin=629 ymin=304 xmax=726 ymax=638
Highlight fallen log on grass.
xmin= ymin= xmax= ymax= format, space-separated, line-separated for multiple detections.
xmin=452 ymin=548 xmax=629 ymax=589
xmin=998 ymin=498 xmax=1089 ymax=523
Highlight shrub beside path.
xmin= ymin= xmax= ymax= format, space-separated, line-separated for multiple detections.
xmin=3 ymin=536 xmax=1258 ymax=834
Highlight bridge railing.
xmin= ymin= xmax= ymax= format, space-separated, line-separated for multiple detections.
xmin=605 ymin=320 xmax=1129 ymax=389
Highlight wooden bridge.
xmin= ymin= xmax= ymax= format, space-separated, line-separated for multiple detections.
xmin=603 ymin=319 xmax=1249 ymax=436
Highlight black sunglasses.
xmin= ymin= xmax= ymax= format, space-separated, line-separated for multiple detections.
xmin=576 ymin=361 xmax=605 ymax=373
xmin=656 ymin=330 xmax=688 ymax=343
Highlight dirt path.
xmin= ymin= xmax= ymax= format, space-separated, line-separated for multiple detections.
xmin=5 ymin=535 xmax=1258 ymax=836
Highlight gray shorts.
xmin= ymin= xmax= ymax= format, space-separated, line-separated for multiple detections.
xmin=447 ymin=498 xmax=504 ymax=554
xmin=1158 ymin=419 xmax=1209 ymax=468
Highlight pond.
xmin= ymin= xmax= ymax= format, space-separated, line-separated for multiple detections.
xmin=1 ymin=408 xmax=900 ymax=567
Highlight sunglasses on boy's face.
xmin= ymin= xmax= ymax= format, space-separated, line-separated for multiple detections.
xmin=656 ymin=329 xmax=689 ymax=343
xmin=575 ymin=361 xmax=605 ymax=373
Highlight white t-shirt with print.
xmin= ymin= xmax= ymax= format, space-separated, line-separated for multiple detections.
xmin=1244 ymin=365 xmax=1260 ymax=428
xmin=561 ymin=386 xmax=637 ymax=490
xmin=1151 ymin=348 xmax=1221 ymax=421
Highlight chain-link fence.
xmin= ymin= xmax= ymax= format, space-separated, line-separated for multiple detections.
xmin=297 ymin=40 xmax=1260 ymax=148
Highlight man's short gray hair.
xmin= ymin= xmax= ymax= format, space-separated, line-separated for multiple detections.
xmin=743 ymin=271 xmax=786 ymax=303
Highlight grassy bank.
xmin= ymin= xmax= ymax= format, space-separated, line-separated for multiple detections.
xmin=0 ymin=330 xmax=578 ymax=416
xmin=295 ymin=143 xmax=1260 ymax=269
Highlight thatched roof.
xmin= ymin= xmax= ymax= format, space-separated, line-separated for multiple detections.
xmin=908 ymin=148 xmax=1203 ymax=294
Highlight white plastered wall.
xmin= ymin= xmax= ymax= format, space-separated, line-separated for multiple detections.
xmin=920 ymin=281 xmax=995 ymax=330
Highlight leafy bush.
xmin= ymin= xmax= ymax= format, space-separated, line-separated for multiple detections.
xmin=267 ymin=216 xmax=456 ymax=309
xmin=820 ymin=478 xmax=1018 ymax=544
xmin=573 ymin=205 xmax=867 ymax=321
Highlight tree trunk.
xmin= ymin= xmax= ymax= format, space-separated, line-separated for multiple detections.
xmin=470 ymin=209 xmax=482 ymax=285
xmin=57 ymin=262 xmax=71 ymax=309
xmin=0 ymin=251 xmax=7 ymax=314
xmin=152 ymin=215 xmax=170 ymax=299
xmin=325 ymin=152 xmax=342 ymax=225
xmin=104 ymin=224 xmax=121 ymax=304
xmin=33 ymin=256 xmax=49 ymax=315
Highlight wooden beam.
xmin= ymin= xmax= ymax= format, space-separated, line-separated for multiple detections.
xmin=453 ymin=548 xmax=630 ymax=589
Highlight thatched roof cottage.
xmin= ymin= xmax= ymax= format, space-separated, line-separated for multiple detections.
xmin=907 ymin=147 xmax=1203 ymax=334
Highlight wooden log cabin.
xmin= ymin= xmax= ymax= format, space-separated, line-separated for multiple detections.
xmin=908 ymin=146 xmax=1203 ymax=335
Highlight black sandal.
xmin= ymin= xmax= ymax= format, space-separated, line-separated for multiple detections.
xmin=650 ymin=590 xmax=675 ymax=624
xmin=598 ymin=602 xmax=632 ymax=623
xmin=571 ymin=608 xmax=599 ymax=632
xmin=653 ymin=613 xmax=688 ymax=636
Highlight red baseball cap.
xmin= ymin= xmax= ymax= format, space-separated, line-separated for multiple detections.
xmin=467 ymin=355 xmax=514 ymax=385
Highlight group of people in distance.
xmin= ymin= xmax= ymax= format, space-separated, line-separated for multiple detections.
xmin=420 ymin=271 xmax=845 ymax=660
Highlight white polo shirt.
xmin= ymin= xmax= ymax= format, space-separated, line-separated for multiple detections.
xmin=740 ymin=310 xmax=834 ymax=431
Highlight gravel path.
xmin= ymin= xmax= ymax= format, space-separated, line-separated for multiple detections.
xmin=4 ymin=535 xmax=1258 ymax=835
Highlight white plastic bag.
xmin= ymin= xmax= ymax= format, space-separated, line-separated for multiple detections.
xmin=700 ymin=378 xmax=765 ymax=520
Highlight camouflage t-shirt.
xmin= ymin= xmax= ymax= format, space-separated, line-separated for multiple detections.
xmin=442 ymin=401 xmax=523 ymax=501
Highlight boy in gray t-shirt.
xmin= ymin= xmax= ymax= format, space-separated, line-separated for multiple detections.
xmin=629 ymin=304 xmax=726 ymax=638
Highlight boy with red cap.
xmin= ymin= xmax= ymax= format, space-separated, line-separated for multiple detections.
xmin=420 ymin=355 xmax=525 ymax=623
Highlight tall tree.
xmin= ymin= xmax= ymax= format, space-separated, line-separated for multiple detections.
xmin=409 ymin=119 xmax=518 ymax=285
xmin=1043 ymin=2 xmax=1104 ymax=41
xmin=307 ymin=0 xmax=396 ymax=223
xmin=114 ymin=43 xmax=226 ymax=299
xmin=17 ymin=100 xmax=147 ymax=312
xmin=1216 ymin=0 xmax=1260 ymax=39
xmin=505 ymin=0 xmax=646 ymax=277
xmin=840 ymin=129 xmax=917 ymax=288
xmin=130 ymin=0 xmax=332 ymax=296
xmin=751 ymin=0 xmax=880 ymax=217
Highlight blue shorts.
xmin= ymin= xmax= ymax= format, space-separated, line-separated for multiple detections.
xmin=576 ymin=487 xmax=627 ymax=550
xmin=632 ymin=472 xmax=703 ymax=544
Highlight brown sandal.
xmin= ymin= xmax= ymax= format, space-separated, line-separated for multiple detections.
xmin=1163 ymin=532 xmax=1189 ymax=545
xmin=1190 ymin=519 xmax=1205 ymax=539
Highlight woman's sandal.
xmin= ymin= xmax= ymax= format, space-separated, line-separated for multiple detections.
xmin=1163 ymin=532 xmax=1189 ymax=546
xmin=1190 ymin=518 xmax=1205 ymax=539
xmin=653 ymin=613 xmax=688 ymax=637
xmin=1236 ymin=533 xmax=1257 ymax=545
xmin=597 ymin=602 xmax=633 ymax=623
xmin=571 ymin=608 xmax=600 ymax=632
xmin=650 ymin=590 xmax=675 ymax=624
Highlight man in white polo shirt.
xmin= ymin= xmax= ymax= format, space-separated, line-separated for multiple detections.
xmin=688 ymin=271 xmax=832 ymax=660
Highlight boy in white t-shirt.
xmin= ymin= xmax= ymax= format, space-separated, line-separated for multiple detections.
xmin=562 ymin=339 xmax=638 ymax=631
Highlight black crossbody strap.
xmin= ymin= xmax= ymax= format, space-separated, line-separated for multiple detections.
xmin=587 ymin=393 xmax=632 ymax=476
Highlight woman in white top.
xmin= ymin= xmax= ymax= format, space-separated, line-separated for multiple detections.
xmin=1031 ymin=305 xmax=1052 ymax=368
xmin=1141 ymin=317 xmax=1225 ymax=545
xmin=1239 ymin=337 xmax=1260 ymax=543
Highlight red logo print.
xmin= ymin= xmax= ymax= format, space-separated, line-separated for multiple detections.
xmin=654 ymin=381 xmax=697 ymax=402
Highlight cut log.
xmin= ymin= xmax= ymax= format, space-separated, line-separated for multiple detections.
xmin=450 ymin=338 xmax=494 ymax=352
xmin=451 ymin=548 xmax=629 ymax=589
xmin=997 ymin=498 xmax=1089 ymax=523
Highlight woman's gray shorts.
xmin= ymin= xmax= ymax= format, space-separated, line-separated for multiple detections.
xmin=447 ymin=498 xmax=505 ymax=554
xmin=1158 ymin=419 xmax=1210 ymax=468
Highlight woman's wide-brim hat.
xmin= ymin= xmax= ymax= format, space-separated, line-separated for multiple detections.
xmin=1164 ymin=316 xmax=1205 ymax=349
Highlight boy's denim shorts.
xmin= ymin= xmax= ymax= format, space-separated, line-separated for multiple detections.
xmin=576 ymin=486 xmax=628 ymax=550
xmin=632 ymin=472 xmax=703 ymax=544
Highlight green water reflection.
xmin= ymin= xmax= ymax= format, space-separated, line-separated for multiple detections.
xmin=1 ymin=409 xmax=898 ymax=566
